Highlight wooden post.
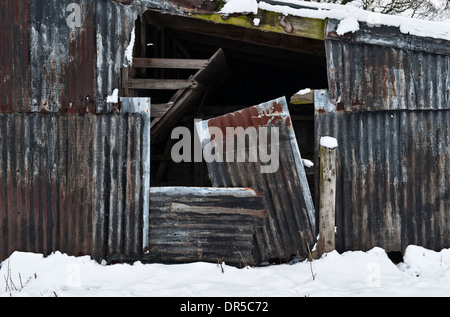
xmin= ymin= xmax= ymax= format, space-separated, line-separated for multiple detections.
xmin=120 ymin=67 xmax=130 ymax=97
xmin=317 ymin=137 xmax=337 ymax=257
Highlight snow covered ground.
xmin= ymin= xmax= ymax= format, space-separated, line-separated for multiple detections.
xmin=1 ymin=245 xmax=450 ymax=298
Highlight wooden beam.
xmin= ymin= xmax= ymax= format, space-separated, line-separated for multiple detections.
xmin=146 ymin=187 xmax=268 ymax=266
xmin=192 ymin=9 xmax=325 ymax=41
xmin=172 ymin=29 xmax=326 ymax=70
xmin=151 ymin=103 xmax=173 ymax=118
xmin=120 ymin=67 xmax=133 ymax=97
xmin=133 ymin=57 xmax=209 ymax=69
xmin=144 ymin=10 xmax=325 ymax=56
xmin=151 ymin=48 xmax=228 ymax=143
xmin=316 ymin=140 xmax=337 ymax=257
xmin=128 ymin=78 xmax=199 ymax=90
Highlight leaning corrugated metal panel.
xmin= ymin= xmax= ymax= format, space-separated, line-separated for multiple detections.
xmin=322 ymin=19 xmax=450 ymax=253
xmin=196 ymin=97 xmax=316 ymax=263
xmin=95 ymin=1 xmax=143 ymax=114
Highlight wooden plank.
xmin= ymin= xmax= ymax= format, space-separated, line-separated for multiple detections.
xmin=198 ymin=97 xmax=317 ymax=263
xmin=145 ymin=187 xmax=268 ymax=266
xmin=128 ymin=78 xmax=199 ymax=90
xmin=151 ymin=103 xmax=173 ymax=118
xmin=316 ymin=142 xmax=337 ymax=257
xmin=151 ymin=48 xmax=228 ymax=143
xmin=133 ymin=57 xmax=209 ymax=69
xmin=120 ymin=67 xmax=130 ymax=97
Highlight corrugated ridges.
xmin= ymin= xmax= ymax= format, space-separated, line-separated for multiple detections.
xmin=0 ymin=0 xmax=30 ymax=113
xmin=0 ymin=113 xmax=147 ymax=262
xmin=198 ymin=97 xmax=316 ymax=263
xmin=325 ymin=20 xmax=450 ymax=112
xmin=29 ymin=0 xmax=97 ymax=114
xmin=322 ymin=20 xmax=450 ymax=253
xmin=95 ymin=1 xmax=143 ymax=114
xmin=315 ymin=95 xmax=450 ymax=253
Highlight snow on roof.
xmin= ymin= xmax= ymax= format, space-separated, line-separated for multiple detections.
xmin=220 ymin=0 xmax=450 ymax=41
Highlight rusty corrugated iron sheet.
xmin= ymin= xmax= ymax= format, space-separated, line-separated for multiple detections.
xmin=120 ymin=97 xmax=151 ymax=252
xmin=316 ymin=93 xmax=450 ymax=253
xmin=318 ymin=19 xmax=450 ymax=253
xmin=146 ymin=187 xmax=268 ymax=266
xmin=197 ymin=97 xmax=316 ymax=263
xmin=1 ymin=0 xmax=144 ymax=114
xmin=29 ymin=0 xmax=96 ymax=113
xmin=96 ymin=0 xmax=143 ymax=114
xmin=0 ymin=0 xmax=30 ymax=113
xmin=325 ymin=19 xmax=450 ymax=112
xmin=0 ymin=109 xmax=150 ymax=263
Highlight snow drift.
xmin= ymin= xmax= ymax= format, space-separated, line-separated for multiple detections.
xmin=1 ymin=245 xmax=450 ymax=297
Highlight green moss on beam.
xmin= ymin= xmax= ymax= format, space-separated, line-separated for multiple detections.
xmin=191 ymin=9 xmax=325 ymax=41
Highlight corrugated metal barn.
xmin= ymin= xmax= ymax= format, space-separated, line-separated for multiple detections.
xmin=1 ymin=0 xmax=449 ymax=265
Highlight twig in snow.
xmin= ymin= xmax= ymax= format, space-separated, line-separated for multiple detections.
xmin=307 ymin=244 xmax=316 ymax=281
xmin=217 ymin=258 xmax=225 ymax=274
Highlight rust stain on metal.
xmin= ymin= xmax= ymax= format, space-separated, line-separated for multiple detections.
xmin=198 ymin=97 xmax=316 ymax=263
xmin=2 ymin=0 xmax=144 ymax=115
xmin=0 ymin=0 xmax=30 ymax=113
xmin=207 ymin=100 xmax=289 ymax=141
xmin=326 ymin=19 xmax=450 ymax=112
xmin=0 ymin=113 xmax=149 ymax=262
xmin=169 ymin=0 xmax=219 ymax=12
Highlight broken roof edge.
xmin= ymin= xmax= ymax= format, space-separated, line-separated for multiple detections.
xmin=257 ymin=0 xmax=450 ymax=42
xmin=325 ymin=19 xmax=450 ymax=56
xmin=190 ymin=8 xmax=326 ymax=40
xmin=139 ymin=1 xmax=326 ymax=40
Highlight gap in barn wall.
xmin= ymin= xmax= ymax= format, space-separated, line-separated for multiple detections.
xmin=122 ymin=11 xmax=329 ymax=192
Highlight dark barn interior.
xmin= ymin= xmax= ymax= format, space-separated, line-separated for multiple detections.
xmin=126 ymin=10 xmax=328 ymax=189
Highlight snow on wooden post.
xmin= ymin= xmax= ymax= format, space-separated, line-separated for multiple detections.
xmin=317 ymin=136 xmax=337 ymax=257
